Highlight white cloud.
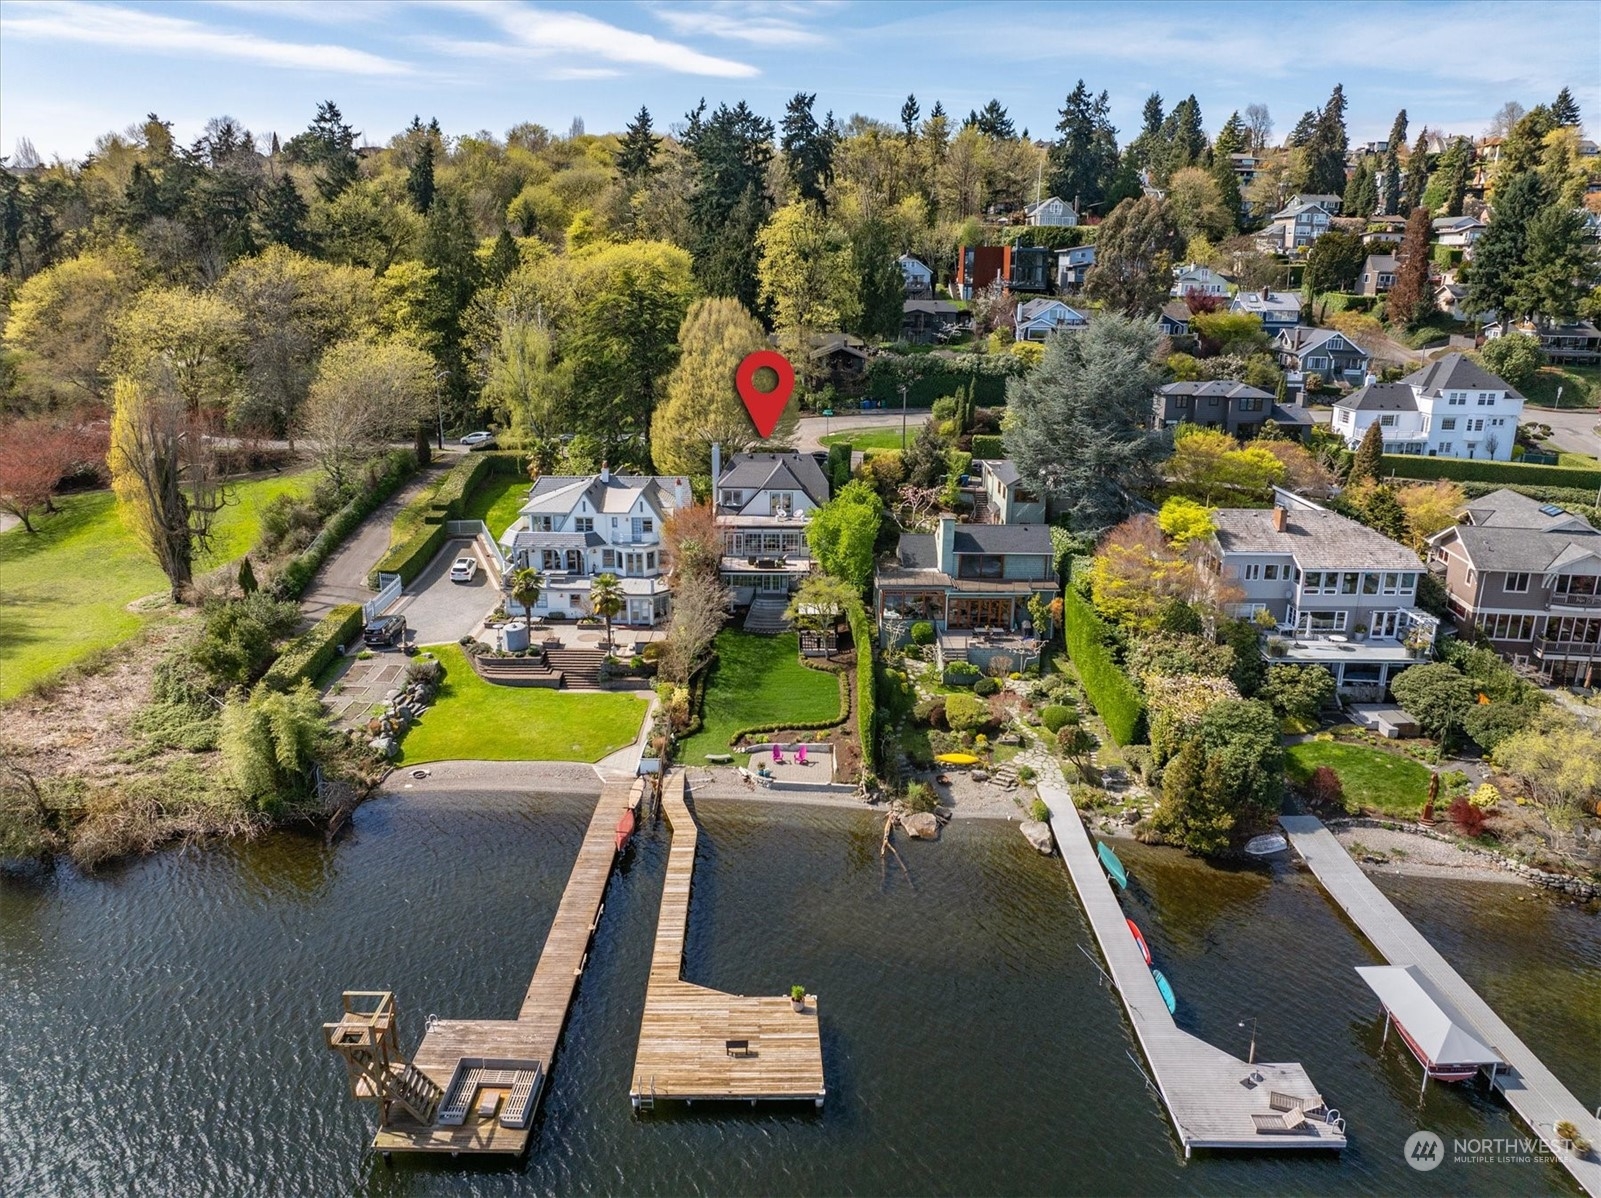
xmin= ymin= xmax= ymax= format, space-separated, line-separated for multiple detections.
xmin=437 ymin=1 xmax=758 ymax=78
xmin=650 ymin=3 xmax=828 ymax=47
xmin=0 ymin=1 xmax=411 ymax=75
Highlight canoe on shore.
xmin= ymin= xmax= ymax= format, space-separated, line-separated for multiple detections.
xmin=1244 ymin=833 xmax=1289 ymax=857
xmin=934 ymin=753 xmax=981 ymax=766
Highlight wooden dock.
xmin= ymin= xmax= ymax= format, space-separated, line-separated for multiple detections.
xmin=630 ymin=771 xmax=825 ymax=1109
xmin=1039 ymin=785 xmax=1347 ymax=1154
xmin=368 ymin=779 xmax=641 ymax=1155
xmin=1281 ymin=815 xmax=1601 ymax=1196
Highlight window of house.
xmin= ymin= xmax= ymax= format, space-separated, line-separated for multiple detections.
xmin=1477 ymin=395 xmax=1493 ymax=405
xmin=642 ymin=518 xmax=655 ymax=534
xmin=1362 ymin=572 xmax=1379 ymax=594
xmin=1308 ymin=356 xmax=1327 ymax=370
xmin=1401 ymin=573 xmax=1417 ymax=593
xmin=1492 ymin=418 xmax=1505 ymax=426
xmin=957 ymin=554 xmax=1005 ymax=580
xmin=1175 ymin=395 xmax=1192 ymax=409
xmin=1448 ymin=394 xmax=1465 ymax=406
xmin=1381 ymin=572 xmax=1401 ymax=594
xmin=1440 ymin=442 xmax=1453 ymax=453
xmin=568 ymin=594 xmax=582 ymax=609
xmin=1441 ymin=418 xmax=1457 ymax=430
xmin=647 ymin=551 xmax=656 ymax=569
xmin=1380 ymin=414 xmax=1397 ymax=426
xmin=722 ymin=490 xmax=742 ymax=506
xmin=602 ymin=550 xmax=616 ymax=568
xmin=1297 ymin=610 xmax=1348 ymax=633
xmin=1239 ymin=397 xmax=1262 ymax=412
xmin=574 ymin=517 xmax=593 ymax=533
xmin=1505 ymin=572 xmax=1530 ymax=593
xmin=1263 ymin=564 xmax=1280 ymax=581
xmin=1341 ymin=572 xmax=1359 ymax=594
xmin=1244 ymin=564 xmax=1261 ymax=581
xmin=1469 ymin=418 xmax=1484 ymax=432
xmin=532 ymin=516 xmax=554 ymax=532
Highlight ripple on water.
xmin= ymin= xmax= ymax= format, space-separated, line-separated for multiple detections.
xmin=1 ymin=793 xmax=1594 ymax=1197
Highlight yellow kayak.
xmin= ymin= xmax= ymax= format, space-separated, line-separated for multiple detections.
xmin=934 ymin=753 xmax=981 ymax=765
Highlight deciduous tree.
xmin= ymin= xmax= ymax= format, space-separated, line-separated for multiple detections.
xmin=806 ymin=479 xmax=882 ymax=591
xmin=1084 ymin=196 xmax=1184 ymax=317
xmin=1396 ymin=479 xmax=1466 ymax=551
xmin=652 ymin=298 xmax=782 ymax=478
xmin=300 ymin=338 xmax=434 ymax=491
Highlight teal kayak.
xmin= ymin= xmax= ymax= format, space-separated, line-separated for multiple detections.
xmin=1097 ymin=840 xmax=1128 ymax=889
xmin=1151 ymin=968 xmax=1177 ymax=1014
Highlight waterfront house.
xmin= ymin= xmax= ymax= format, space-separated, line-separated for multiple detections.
xmin=1329 ymin=353 xmax=1524 ymax=460
xmin=898 ymin=254 xmax=934 ymax=299
xmin=1427 ymin=490 xmax=1601 ymax=686
xmin=1231 ymin=287 xmax=1304 ymax=331
xmin=874 ymin=514 xmax=1058 ymax=671
xmin=503 ymin=466 xmax=686 ymax=626
xmin=1202 ymin=500 xmax=1436 ymax=698
xmin=1024 ymin=196 xmax=1078 ymax=226
xmin=1015 ymin=298 xmax=1089 ymax=341
xmin=1274 ymin=326 xmax=1373 ymax=390
xmin=1485 ymin=319 xmax=1601 ymax=365
xmin=1152 ymin=380 xmax=1313 ymax=440
xmin=713 ymin=447 xmax=830 ymax=606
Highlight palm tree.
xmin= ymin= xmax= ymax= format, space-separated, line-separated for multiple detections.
xmin=509 ymin=566 xmax=545 ymax=635
xmin=590 ymin=572 xmax=624 ymax=650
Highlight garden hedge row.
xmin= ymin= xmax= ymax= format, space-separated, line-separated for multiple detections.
xmin=1380 ymin=454 xmax=1601 ymax=491
xmin=848 ymin=599 xmax=878 ymax=773
xmin=273 ymin=450 xmax=416 ymax=600
xmin=369 ymin=452 xmax=522 ymax=586
xmin=970 ymin=434 xmax=1006 ymax=459
xmin=864 ymin=354 xmax=1026 ymax=408
xmin=1061 ymin=587 xmax=1147 ymax=746
xmin=262 ymin=604 xmax=364 ymax=692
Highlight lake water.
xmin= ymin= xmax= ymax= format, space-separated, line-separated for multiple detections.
xmin=2 ymin=790 xmax=1596 ymax=1196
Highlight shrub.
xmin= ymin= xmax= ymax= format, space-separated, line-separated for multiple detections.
xmin=1467 ymin=782 xmax=1501 ymax=810
xmin=1040 ymin=704 xmax=1077 ymax=733
xmin=1029 ymin=797 xmax=1050 ymax=822
xmin=945 ymin=660 xmax=981 ymax=683
xmin=190 ymin=592 xmax=303 ymax=691
xmin=971 ymin=433 xmax=1006 ymax=459
xmin=913 ymin=696 xmax=948 ymax=727
xmin=260 ymin=604 xmax=364 ymax=691
xmin=847 ymin=599 xmax=877 ymax=773
xmin=274 ymin=450 xmax=416 ymax=599
xmin=1060 ymin=587 xmax=1147 ymax=745
xmin=974 ymin=676 xmax=1001 ymax=697
xmin=904 ymin=781 xmax=939 ymax=812
xmin=943 ymin=692 xmax=991 ymax=733
xmin=1017 ymin=764 xmax=1037 ymax=784
xmin=1306 ymin=764 xmax=1345 ymax=809
xmin=864 ymin=354 xmax=1024 ymax=407
xmin=1447 ymin=795 xmax=1487 ymax=837
xmin=910 ymin=620 xmax=935 ymax=645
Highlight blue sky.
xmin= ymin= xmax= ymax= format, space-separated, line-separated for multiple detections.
xmin=2 ymin=0 xmax=1597 ymax=161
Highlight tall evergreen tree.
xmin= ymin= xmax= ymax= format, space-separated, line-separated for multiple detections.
xmin=848 ymin=218 xmax=905 ymax=341
xmin=1048 ymin=80 xmax=1120 ymax=210
xmin=485 ymin=229 xmax=520 ymax=285
xmin=1435 ymin=137 xmax=1473 ymax=217
xmin=1159 ymin=94 xmax=1208 ymax=182
xmin=616 ymin=106 xmax=661 ymax=181
xmin=1128 ymin=93 xmax=1165 ymax=174
xmin=967 ymin=100 xmax=1016 ymax=139
xmin=1288 ymin=108 xmax=1319 ymax=148
xmin=406 ymin=136 xmax=435 ymax=213
xmin=1210 ymin=112 xmax=1247 ymax=221
xmin=1551 ymin=86 xmax=1580 ymax=127
xmin=1301 ymin=84 xmax=1349 ymax=196
xmin=1387 ymin=207 xmax=1433 ymax=329
xmin=1466 ymin=170 xmax=1547 ymax=329
xmin=286 ymin=100 xmax=358 ymax=201
xmin=1083 ymin=196 xmax=1183 ymax=317
xmin=899 ymin=94 xmax=920 ymax=145
xmin=1351 ymin=420 xmax=1384 ymax=482
xmin=1344 ymin=159 xmax=1378 ymax=218
xmin=1513 ymin=204 xmax=1598 ymax=325
xmin=1400 ymin=131 xmax=1431 ymax=211
xmin=419 ymin=191 xmax=482 ymax=417
xmin=781 ymin=92 xmax=837 ymax=213
xmin=682 ymin=99 xmax=774 ymax=310
xmin=258 ymin=174 xmax=310 ymax=251
xmin=1386 ymin=109 xmax=1409 ymax=156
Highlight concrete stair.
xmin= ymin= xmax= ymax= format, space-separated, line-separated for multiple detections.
xmin=989 ymin=763 xmax=1019 ymax=790
xmin=543 ymin=648 xmax=605 ymax=689
xmin=743 ymin=594 xmax=792 ymax=635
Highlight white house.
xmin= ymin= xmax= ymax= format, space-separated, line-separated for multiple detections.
xmin=1432 ymin=216 xmax=1486 ymax=251
xmin=713 ymin=446 xmax=830 ymax=604
xmin=1024 ymin=196 xmax=1078 ymax=227
xmin=1255 ymin=201 xmax=1333 ymax=252
xmin=501 ymin=466 xmax=687 ymax=626
xmin=1171 ymin=263 xmax=1230 ymax=298
xmin=1014 ymin=298 xmax=1089 ymax=341
xmin=1230 ymin=287 xmax=1303 ymax=330
xmin=1330 ymin=353 xmax=1524 ymax=461
xmin=897 ymin=254 xmax=934 ymax=298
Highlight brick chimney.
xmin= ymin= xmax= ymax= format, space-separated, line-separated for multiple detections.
xmin=1271 ymin=505 xmax=1288 ymax=532
xmin=1260 ymin=284 xmax=1272 ymax=301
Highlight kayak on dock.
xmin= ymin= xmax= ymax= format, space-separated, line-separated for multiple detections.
xmin=1127 ymin=918 xmax=1152 ymax=966
xmin=1097 ymin=840 xmax=1128 ymax=889
xmin=1151 ymin=968 xmax=1177 ymax=1015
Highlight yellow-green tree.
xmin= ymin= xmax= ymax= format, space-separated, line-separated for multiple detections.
xmin=1166 ymin=429 xmax=1286 ymax=503
xmin=4 ymin=245 xmax=143 ymax=405
xmin=651 ymin=297 xmax=790 ymax=478
xmin=1395 ymin=480 xmax=1466 ymax=551
xmin=300 ymin=338 xmax=436 ymax=491
xmin=1157 ymin=496 xmax=1216 ymax=546
xmin=109 ymin=286 xmax=245 ymax=415
xmin=756 ymin=201 xmax=860 ymax=384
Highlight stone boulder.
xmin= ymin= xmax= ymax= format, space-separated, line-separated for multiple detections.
xmin=369 ymin=736 xmax=398 ymax=759
xmin=902 ymin=811 xmax=940 ymax=840
xmin=1020 ymin=820 xmax=1055 ymax=855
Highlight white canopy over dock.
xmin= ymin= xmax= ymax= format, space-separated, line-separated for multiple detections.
xmin=1356 ymin=965 xmax=1502 ymax=1090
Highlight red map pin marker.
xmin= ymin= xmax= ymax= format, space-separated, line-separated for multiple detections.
xmin=735 ymin=350 xmax=795 ymax=439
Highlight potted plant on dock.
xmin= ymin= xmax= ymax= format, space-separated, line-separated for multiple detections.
xmin=789 ymin=984 xmax=807 ymax=1013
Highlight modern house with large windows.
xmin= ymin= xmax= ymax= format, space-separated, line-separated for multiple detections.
xmin=1329 ymin=353 xmax=1524 ymax=460
xmin=874 ymin=515 xmax=1058 ymax=672
xmin=1201 ymin=501 xmax=1437 ymax=697
xmin=1427 ymin=489 xmax=1601 ymax=685
xmin=712 ymin=447 xmax=830 ymax=606
xmin=501 ymin=466 xmax=688 ymax=627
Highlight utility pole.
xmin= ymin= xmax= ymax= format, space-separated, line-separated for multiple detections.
xmin=900 ymin=383 xmax=909 ymax=451
xmin=433 ymin=369 xmax=448 ymax=450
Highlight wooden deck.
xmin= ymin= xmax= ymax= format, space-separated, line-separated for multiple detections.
xmin=1282 ymin=815 xmax=1601 ymax=1196
xmin=1039 ymin=785 xmax=1347 ymax=1154
xmin=630 ymin=772 xmax=826 ymax=1107
xmin=372 ymin=779 xmax=641 ymax=1154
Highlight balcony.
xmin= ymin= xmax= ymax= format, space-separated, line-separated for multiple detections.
xmin=1534 ymin=638 xmax=1601 ymax=660
xmin=1549 ymin=592 xmax=1601 ymax=611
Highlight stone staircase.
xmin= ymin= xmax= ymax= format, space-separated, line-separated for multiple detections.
xmin=743 ymin=594 xmax=792 ymax=634
xmin=989 ymin=762 xmax=1020 ymax=790
xmin=544 ymin=647 xmax=605 ymax=689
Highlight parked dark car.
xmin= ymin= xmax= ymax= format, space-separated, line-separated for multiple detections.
xmin=363 ymin=614 xmax=407 ymax=647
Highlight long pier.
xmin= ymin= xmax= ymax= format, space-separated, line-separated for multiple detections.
xmin=1040 ymin=784 xmax=1347 ymax=1154
xmin=630 ymin=771 xmax=825 ymax=1109
xmin=1281 ymin=815 xmax=1601 ymax=1196
xmin=369 ymin=778 xmax=641 ymax=1154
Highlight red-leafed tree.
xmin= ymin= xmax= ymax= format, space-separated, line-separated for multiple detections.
xmin=1386 ymin=206 xmax=1433 ymax=329
xmin=0 ymin=418 xmax=106 ymax=532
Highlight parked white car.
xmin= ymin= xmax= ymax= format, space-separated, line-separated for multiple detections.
xmin=460 ymin=431 xmax=496 ymax=449
xmin=449 ymin=556 xmax=478 ymax=583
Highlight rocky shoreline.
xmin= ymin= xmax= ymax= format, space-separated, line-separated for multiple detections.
xmin=1331 ymin=817 xmax=1601 ymax=899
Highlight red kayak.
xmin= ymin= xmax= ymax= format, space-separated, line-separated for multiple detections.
xmin=615 ymin=809 xmax=636 ymax=853
xmin=1127 ymin=918 xmax=1152 ymax=966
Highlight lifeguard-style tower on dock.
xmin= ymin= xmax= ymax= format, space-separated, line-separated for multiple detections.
xmin=323 ymin=991 xmax=443 ymax=1129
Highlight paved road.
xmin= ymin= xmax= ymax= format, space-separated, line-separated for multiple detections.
xmin=298 ymin=465 xmax=447 ymax=625
xmin=388 ymin=536 xmax=499 ymax=646
xmin=793 ymin=411 xmax=916 ymax=451
xmin=1524 ymin=403 xmax=1601 ymax=458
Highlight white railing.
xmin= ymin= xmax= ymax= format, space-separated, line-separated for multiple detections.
xmin=444 ymin=519 xmax=509 ymax=574
xmin=364 ymin=572 xmax=402 ymax=622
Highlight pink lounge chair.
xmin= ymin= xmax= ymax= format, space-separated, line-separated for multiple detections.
xmin=797 ymin=744 xmax=809 ymax=766
xmin=772 ymin=744 xmax=785 ymax=765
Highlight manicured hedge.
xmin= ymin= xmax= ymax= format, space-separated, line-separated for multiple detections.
xmin=370 ymin=452 xmax=521 ymax=586
xmin=848 ymin=599 xmax=877 ymax=773
xmin=1061 ymin=587 xmax=1147 ymax=746
xmin=273 ymin=450 xmax=416 ymax=600
xmin=970 ymin=433 xmax=1006 ymax=459
xmin=1457 ymin=481 xmax=1600 ymax=507
xmin=864 ymin=354 xmax=1027 ymax=407
xmin=1381 ymin=454 xmax=1601 ymax=491
xmin=262 ymin=604 xmax=364 ymax=692
xmin=1000 ymin=225 xmax=1096 ymax=250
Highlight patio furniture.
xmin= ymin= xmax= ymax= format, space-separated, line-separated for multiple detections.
xmin=772 ymin=745 xmax=785 ymax=765
xmin=1252 ymin=1109 xmax=1307 ymax=1134
xmin=797 ymin=744 xmax=808 ymax=766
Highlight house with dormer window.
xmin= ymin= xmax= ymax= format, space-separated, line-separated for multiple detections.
xmin=1330 ymin=353 xmax=1525 ymax=460
xmin=1230 ymin=287 xmax=1303 ymax=330
xmin=712 ymin=446 xmax=830 ymax=604
xmin=501 ymin=466 xmax=688 ymax=626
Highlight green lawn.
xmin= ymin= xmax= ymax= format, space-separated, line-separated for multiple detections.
xmin=460 ymin=474 xmax=530 ymax=542
xmin=678 ymin=629 xmax=844 ymax=763
xmin=1284 ymin=740 xmax=1432 ymax=818
xmin=0 ymin=470 xmax=319 ymax=701
xmin=818 ymin=428 xmax=912 ymax=453
xmin=397 ymin=644 xmax=647 ymax=764
xmin=1524 ymin=364 xmax=1600 ymax=410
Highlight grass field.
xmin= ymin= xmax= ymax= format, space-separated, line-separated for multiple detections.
xmin=0 ymin=470 xmax=319 ymax=702
xmin=818 ymin=428 xmax=912 ymax=453
xmin=460 ymin=474 xmax=530 ymax=542
xmin=1524 ymin=364 xmax=1600 ymax=410
xmin=397 ymin=644 xmax=647 ymax=764
xmin=1284 ymin=739 xmax=1431 ymax=818
xmin=678 ymin=629 xmax=844 ymax=763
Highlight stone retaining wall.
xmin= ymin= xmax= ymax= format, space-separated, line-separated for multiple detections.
xmin=468 ymin=654 xmax=564 ymax=689
xmin=1330 ymin=816 xmax=1601 ymax=899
